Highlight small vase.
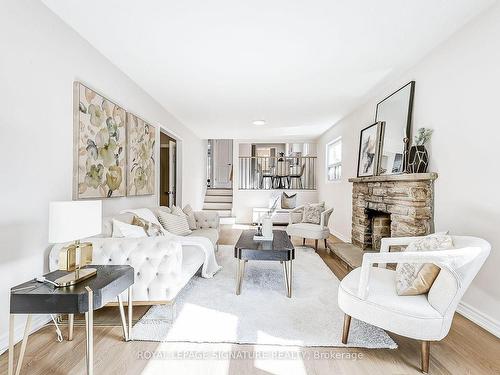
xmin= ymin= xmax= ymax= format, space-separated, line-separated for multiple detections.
xmin=408 ymin=145 xmax=429 ymax=173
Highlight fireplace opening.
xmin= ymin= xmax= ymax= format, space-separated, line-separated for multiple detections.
xmin=366 ymin=210 xmax=391 ymax=251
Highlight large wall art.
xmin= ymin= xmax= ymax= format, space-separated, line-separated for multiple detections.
xmin=73 ymin=82 xmax=127 ymax=198
xmin=127 ymin=113 xmax=156 ymax=196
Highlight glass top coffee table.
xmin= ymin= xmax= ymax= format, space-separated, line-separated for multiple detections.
xmin=234 ymin=229 xmax=295 ymax=298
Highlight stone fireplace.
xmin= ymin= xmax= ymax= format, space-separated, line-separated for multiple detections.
xmin=328 ymin=173 xmax=438 ymax=269
xmin=350 ymin=172 xmax=437 ymax=251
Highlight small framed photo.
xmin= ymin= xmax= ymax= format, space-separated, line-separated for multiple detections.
xmin=357 ymin=122 xmax=383 ymax=177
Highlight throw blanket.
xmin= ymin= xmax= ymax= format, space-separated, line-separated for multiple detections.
xmin=171 ymin=234 xmax=222 ymax=278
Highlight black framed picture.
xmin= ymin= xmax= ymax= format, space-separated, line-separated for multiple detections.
xmin=357 ymin=122 xmax=383 ymax=177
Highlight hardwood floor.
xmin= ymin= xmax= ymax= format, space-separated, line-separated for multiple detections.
xmin=1 ymin=224 xmax=499 ymax=375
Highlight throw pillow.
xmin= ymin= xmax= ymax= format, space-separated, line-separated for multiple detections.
xmin=158 ymin=211 xmax=192 ymax=236
xmin=396 ymin=234 xmax=454 ymax=296
xmin=131 ymin=216 xmax=165 ymax=237
xmin=183 ymin=204 xmax=197 ymax=230
xmin=120 ymin=208 xmax=162 ymax=227
xmin=112 ymin=219 xmax=147 ymax=238
xmin=301 ymin=203 xmax=322 ymax=224
xmin=281 ymin=192 xmax=297 ymax=209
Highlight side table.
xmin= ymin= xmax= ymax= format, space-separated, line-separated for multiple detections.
xmin=9 ymin=265 xmax=134 ymax=375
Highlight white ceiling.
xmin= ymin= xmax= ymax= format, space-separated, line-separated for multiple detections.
xmin=43 ymin=0 xmax=493 ymax=140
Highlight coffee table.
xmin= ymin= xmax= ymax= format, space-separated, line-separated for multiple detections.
xmin=234 ymin=230 xmax=295 ymax=297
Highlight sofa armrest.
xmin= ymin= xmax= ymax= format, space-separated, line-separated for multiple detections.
xmin=194 ymin=211 xmax=220 ymax=230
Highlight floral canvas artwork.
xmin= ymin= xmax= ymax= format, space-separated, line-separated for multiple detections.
xmin=127 ymin=113 xmax=156 ymax=195
xmin=74 ymin=83 xmax=126 ymax=198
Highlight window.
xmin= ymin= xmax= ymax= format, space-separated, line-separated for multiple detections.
xmin=326 ymin=137 xmax=342 ymax=181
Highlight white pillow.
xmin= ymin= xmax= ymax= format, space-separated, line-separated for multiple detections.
xmin=112 ymin=219 xmax=147 ymax=238
xmin=120 ymin=208 xmax=161 ymax=227
xmin=182 ymin=204 xmax=197 ymax=230
xmin=158 ymin=211 xmax=192 ymax=236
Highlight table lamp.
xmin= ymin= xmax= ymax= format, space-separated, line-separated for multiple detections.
xmin=48 ymin=200 xmax=102 ymax=286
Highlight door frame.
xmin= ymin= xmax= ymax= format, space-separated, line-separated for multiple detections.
xmin=159 ymin=128 xmax=181 ymax=207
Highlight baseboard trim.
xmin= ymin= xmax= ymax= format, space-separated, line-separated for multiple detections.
xmin=457 ymin=301 xmax=500 ymax=338
xmin=331 ymin=230 xmax=350 ymax=243
xmin=0 ymin=315 xmax=51 ymax=355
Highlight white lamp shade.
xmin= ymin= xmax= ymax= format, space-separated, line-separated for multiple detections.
xmin=48 ymin=201 xmax=102 ymax=243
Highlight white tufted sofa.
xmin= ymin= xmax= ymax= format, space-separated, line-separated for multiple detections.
xmin=48 ymin=207 xmax=220 ymax=304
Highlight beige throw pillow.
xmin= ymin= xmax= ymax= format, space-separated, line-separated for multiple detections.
xmin=281 ymin=192 xmax=297 ymax=209
xmin=131 ymin=216 xmax=165 ymax=237
xmin=182 ymin=204 xmax=197 ymax=230
xmin=301 ymin=203 xmax=323 ymax=224
xmin=158 ymin=209 xmax=192 ymax=236
xmin=396 ymin=234 xmax=454 ymax=296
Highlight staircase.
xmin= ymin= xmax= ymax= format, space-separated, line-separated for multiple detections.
xmin=203 ymin=188 xmax=233 ymax=218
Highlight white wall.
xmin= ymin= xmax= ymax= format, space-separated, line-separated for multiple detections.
xmin=317 ymin=4 xmax=500 ymax=333
xmin=0 ymin=0 xmax=205 ymax=350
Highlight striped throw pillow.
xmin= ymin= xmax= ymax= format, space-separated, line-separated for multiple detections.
xmin=158 ymin=210 xmax=192 ymax=236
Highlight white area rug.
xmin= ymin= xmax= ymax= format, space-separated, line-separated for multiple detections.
xmin=132 ymin=245 xmax=397 ymax=348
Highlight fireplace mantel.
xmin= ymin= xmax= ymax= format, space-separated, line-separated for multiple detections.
xmin=348 ymin=172 xmax=438 ymax=183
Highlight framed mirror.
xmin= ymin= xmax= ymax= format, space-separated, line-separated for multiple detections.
xmin=375 ymin=81 xmax=415 ymax=175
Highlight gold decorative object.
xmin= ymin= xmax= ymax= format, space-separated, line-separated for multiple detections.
xmin=56 ymin=240 xmax=97 ymax=287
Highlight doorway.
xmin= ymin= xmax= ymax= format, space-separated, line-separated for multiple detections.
xmin=160 ymin=131 xmax=177 ymax=207
xmin=210 ymin=139 xmax=233 ymax=189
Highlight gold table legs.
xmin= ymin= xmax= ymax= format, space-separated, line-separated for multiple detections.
xmin=235 ymin=259 xmax=246 ymax=295
xmin=282 ymin=260 xmax=293 ymax=298
xmin=8 ymin=286 xmax=133 ymax=375
xmin=8 ymin=314 xmax=32 ymax=375
xmin=68 ymin=313 xmax=74 ymax=340
xmin=85 ymin=286 xmax=93 ymax=375
xmin=117 ymin=286 xmax=133 ymax=341
xmin=236 ymin=259 xmax=293 ymax=297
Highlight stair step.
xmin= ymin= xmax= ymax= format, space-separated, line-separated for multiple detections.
xmin=203 ymin=202 xmax=232 ymax=210
xmin=203 ymin=209 xmax=232 ymax=217
xmin=204 ymin=195 xmax=233 ymax=203
xmin=206 ymin=189 xmax=233 ymax=196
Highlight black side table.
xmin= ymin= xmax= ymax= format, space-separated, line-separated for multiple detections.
xmin=9 ymin=265 xmax=134 ymax=375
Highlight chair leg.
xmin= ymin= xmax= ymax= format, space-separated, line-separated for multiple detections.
xmin=315 ymin=239 xmax=318 ymax=251
xmin=421 ymin=341 xmax=430 ymax=374
xmin=341 ymin=314 xmax=351 ymax=344
xmin=324 ymin=239 xmax=328 ymax=251
xmin=302 ymin=238 xmax=306 ymax=245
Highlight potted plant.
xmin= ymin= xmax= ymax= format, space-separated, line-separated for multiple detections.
xmin=408 ymin=128 xmax=433 ymax=173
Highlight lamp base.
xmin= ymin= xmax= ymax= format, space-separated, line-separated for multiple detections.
xmin=54 ymin=268 xmax=97 ymax=287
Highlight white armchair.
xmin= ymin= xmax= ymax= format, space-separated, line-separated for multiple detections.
xmin=286 ymin=205 xmax=333 ymax=251
xmin=338 ymin=235 xmax=491 ymax=373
